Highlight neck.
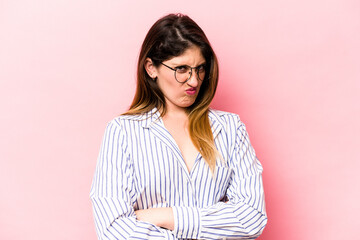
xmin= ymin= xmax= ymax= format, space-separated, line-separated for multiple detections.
xmin=161 ymin=102 xmax=189 ymax=121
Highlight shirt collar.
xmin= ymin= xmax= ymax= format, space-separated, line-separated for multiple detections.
xmin=208 ymin=109 xmax=226 ymax=139
xmin=141 ymin=108 xmax=161 ymax=128
xmin=121 ymin=107 xmax=226 ymax=137
xmin=135 ymin=107 xmax=225 ymax=138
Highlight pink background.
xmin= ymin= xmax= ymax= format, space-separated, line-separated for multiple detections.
xmin=1 ymin=0 xmax=359 ymax=239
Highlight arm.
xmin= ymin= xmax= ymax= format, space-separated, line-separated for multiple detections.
xmin=171 ymin=117 xmax=267 ymax=239
xmin=135 ymin=207 xmax=174 ymax=231
xmin=90 ymin=121 xmax=173 ymax=240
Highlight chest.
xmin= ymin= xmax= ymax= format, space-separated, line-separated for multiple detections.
xmin=125 ymin=126 xmax=232 ymax=207
xmin=163 ymin=122 xmax=198 ymax=172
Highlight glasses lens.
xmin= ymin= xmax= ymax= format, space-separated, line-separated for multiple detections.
xmin=175 ymin=65 xmax=206 ymax=83
xmin=196 ymin=65 xmax=206 ymax=81
xmin=175 ymin=66 xmax=191 ymax=83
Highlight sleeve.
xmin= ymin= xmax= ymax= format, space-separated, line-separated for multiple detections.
xmin=171 ymin=116 xmax=267 ymax=239
xmin=90 ymin=120 xmax=173 ymax=240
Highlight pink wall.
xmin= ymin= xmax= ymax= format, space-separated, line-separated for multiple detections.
xmin=1 ymin=0 xmax=359 ymax=239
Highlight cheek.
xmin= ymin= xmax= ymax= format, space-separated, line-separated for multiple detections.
xmin=157 ymin=75 xmax=181 ymax=96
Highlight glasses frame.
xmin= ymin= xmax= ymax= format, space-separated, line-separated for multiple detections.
xmin=160 ymin=62 xmax=206 ymax=83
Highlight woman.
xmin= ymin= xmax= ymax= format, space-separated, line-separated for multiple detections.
xmin=90 ymin=13 xmax=267 ymax=239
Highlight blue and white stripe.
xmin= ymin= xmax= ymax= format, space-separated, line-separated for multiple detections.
xmin=90 ymin=108 xmax=267 ymax=239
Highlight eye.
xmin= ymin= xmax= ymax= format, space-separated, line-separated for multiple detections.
xmin=175 ymin=65 xmax=189 ymax=74
xmin=197 ymin=64 xmax=206 ymax=73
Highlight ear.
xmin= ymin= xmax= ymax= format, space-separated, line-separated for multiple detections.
xmin=144 ymin=58 xmax=157 ymax=79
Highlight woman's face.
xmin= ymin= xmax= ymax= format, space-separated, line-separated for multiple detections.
xmin=152 ymin=46 xmax=206 ymax=111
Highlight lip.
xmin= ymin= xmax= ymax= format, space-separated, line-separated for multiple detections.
xmin=185 ymin=87 xmax=197 ymax=95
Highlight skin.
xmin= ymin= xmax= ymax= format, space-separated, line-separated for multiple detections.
xmin=136 ymin=46 xmax=206 ymax=230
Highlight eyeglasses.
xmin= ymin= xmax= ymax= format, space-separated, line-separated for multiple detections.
xmin=160 ymin=62 xmax=206 ymax=83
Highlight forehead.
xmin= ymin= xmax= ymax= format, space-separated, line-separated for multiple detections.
xmin=166 ymin=46 xmax=205 ymax=65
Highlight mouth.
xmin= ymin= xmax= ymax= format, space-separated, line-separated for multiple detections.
xmin=185 ymin=87 xmax=197 ymax=95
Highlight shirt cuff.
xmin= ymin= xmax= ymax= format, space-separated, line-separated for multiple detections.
xmin=171 ymin=206 xmax=201 ymax=239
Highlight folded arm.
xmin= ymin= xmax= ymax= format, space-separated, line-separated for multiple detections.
xmin=171 ymin=118 xmax=267 ymax=239
xmin=90 ymin=121 xmax=174 ymax=239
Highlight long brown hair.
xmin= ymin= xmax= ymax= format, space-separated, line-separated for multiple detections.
xmin=124 ymin=13 xmax=220 ymax=171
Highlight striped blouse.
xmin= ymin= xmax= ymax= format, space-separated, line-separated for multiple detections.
xmin=90 ymin=108 xmax=267 ymax=239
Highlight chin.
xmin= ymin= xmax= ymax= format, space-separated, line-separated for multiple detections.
xmin=173 ymin=96 xmax=198 ymax=109
xmin=180 ymin=101 xmax=196 ymax=108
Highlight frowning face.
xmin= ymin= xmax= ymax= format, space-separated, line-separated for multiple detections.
xmin=146 ymin=46 xmax=206 ymax=111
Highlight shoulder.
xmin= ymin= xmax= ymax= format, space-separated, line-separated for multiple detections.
xmin=101 ymin=112 xmax=152 ymax=149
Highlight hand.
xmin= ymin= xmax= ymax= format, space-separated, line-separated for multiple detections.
xmin=135 ymin=207 xmax=174 ymax=231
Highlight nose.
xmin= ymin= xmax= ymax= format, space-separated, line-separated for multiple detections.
xmin=186 ymin=69 xmax=199 ymax=87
